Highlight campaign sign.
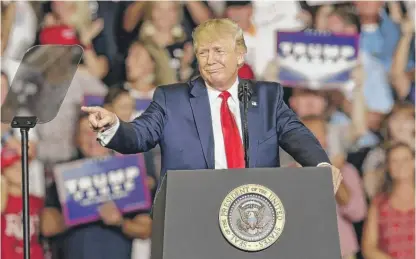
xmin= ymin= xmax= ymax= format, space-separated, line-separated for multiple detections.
xmin=83 ymin=95 xmax=104 ymax=107
xmin=54 ymin=154 xmax=152 ymax=226
xmin=133 ymin=99 xmax=151 ymax=117
xmin=277 ymin=30 xmax=359 ymax=89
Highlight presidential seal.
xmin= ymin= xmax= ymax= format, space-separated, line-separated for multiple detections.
xmin=218 ymin=184 xmax=285 ymax=252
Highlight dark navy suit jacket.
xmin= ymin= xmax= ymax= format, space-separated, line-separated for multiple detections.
xmin=106 ymin=76 xmax=330 ymax=177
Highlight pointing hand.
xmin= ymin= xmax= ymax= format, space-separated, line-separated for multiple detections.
xmin=81 ymin=106 xmax=117 ymax=132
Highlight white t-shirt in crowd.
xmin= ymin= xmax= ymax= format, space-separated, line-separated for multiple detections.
xmin=3 ymin=1 xmax=37 ymax=61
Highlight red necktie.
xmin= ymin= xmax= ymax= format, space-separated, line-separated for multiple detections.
xmin=219 ymin=91 xmax=245 ymax=168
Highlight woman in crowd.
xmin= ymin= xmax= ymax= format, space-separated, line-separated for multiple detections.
xmin=41 ymin=113 xmax=153 ymax=259
xmin=103 ymin=86 xmax=157 ymax=190
xmin=39 ymin=1 xmax=109 ymax=79
xmin=138 ymin=1 xmax=195 ymax=84
xmin=362 ymin=143 xmax=415 ymax=259
xmin=302 ymin=116 xmax=367 ymax=259
xmin=103 ymin=87 xmax=136 ymax=122
xmin=115 ymin=0 xmax=212 ymax=58
xmin=124 ymin=42 xmax=158 ymax=99
xmin=362 ymin=102 xmax=415 ymax=199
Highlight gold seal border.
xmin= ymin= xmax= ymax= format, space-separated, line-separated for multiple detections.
xmin=218 ymin=184 xmax=286 ymax=252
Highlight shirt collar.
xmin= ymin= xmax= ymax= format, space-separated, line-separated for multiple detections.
xmin=361 ymin=24 xmax=379 ymax=33
xmin=206 ymin=77 xmax=240 ymax=103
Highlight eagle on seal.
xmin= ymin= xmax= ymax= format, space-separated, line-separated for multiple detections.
xmin=237 ymin=203 xmax=269 ymax=235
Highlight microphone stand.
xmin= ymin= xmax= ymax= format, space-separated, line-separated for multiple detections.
xmin=11 ymin=116 xmax=38 ymax=259
xmin=241 ymin=82 xmax=250 ymax=168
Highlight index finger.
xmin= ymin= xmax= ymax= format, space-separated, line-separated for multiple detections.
xmin=81 ymin=106 xmax=103 ymax=114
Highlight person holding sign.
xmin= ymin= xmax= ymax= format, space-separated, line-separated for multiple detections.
xmin=82 ymin=18 xmax=343 ymax=193
xmin=1 ymin=147 xmax=44 ymax=259
xmin=40 ymin=114 xmax=153 ymax=259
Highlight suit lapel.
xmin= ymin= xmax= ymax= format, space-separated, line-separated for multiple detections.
xmin=189 ymin=77 xmax=215 ymax=168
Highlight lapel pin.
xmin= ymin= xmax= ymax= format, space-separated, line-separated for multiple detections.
xmin=251 ymin=101 xmax=257 ymax=107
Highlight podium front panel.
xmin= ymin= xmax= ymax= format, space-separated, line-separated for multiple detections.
xmin=157 ymin=167 xmax=341 ymax=259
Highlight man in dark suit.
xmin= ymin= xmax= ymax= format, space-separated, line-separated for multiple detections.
xmin=82 ymin=18 xmax=343 ymax=193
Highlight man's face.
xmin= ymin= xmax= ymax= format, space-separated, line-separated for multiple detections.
xmin=77 ymin=117 xmax=110 ymax=158
xmin=111 ymin=93 xmax=135 ymax=122
xmin=225 ymin=5 xmax=253 ymax=31
xmin=290 ymin=91 xmax=327 ymax=118
xmin=196 ymin=38 xmax=243 ymax=90
xmin=126 ymin=44 xmax=155 ymax=82
xmin=354 ymin=1 xmax=383 ymax=18
xmin=151 ymin=1 xmax=179 ymax=32
xmin=327 ymin=14 xmax=347 ymax=34
xmin=327 ymin=14 xmax=358 ymax=35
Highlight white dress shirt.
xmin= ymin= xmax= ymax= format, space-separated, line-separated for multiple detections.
xmin=206 ymin=79 xmax=243 ymax=169
xmin=97 ymin=78 xmax=243 ymax=169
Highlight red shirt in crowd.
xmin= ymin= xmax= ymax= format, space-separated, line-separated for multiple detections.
xmin=1 ymin=194 xmax=44 ymax=259
xmin=374 ymin=193 xmax=415 ymax=259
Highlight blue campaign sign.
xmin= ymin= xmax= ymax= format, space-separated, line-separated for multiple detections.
xmin=276 ymin=30 xmax=359 ymax=88
xmin=132 ymin=99 xmax=152 ymax=119
xmin=83 ymin=95 xmax=105 ymax=107
xmin=54 ymin=154 xmax=152 ymax=226
xmin=135 ymin=99 xmax=151 ymax=116
xmin=83 ymin=95 xmax=151 ymax=117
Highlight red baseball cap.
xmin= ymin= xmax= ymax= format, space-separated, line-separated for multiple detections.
xmin=1 ymin=147 xmax=20 ymax=171
xmin=39 ymin=25 xmax=81 ymax=45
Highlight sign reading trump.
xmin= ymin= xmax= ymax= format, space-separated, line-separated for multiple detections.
xmin=276 ymin=30 xmax=359 ymax=89
xmin=54 ymin=154 xmax=152 ymax=226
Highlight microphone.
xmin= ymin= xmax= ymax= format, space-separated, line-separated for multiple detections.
xmin=238 ymin=82 xmax=252 ymax=168
xmin=238 ymin=82 xmax=253 ymax=102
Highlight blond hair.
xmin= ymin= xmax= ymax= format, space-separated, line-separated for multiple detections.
xmin=67 ymin=1 xmax=93 ymax=32
xmin=140 ymin=1 xmax=185 ymax=42
xmin=192 ymin=18 xmax=247 ymax=54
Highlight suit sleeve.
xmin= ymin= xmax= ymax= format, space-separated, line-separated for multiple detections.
xmin=106 ymin=87 xmax=167 ymax=154
xmin=275 ymin=84 xmax=331 ymax=166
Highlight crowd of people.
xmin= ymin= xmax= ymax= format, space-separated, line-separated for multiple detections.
xmin=1 ymin=1 xmax=414 ymax=259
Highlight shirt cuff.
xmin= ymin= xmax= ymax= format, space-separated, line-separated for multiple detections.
xmin=97 ymin=118 xmax=120 ymax=146
xmin=317 ymin=162 xmax=332 ymax=167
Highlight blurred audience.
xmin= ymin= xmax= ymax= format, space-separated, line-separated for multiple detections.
xmin=362 ymin=102 xmax=415 ymax=199
xmin=40 ymin=114 xmax=153 ymax=259
xmin=390 ymin=17 xmax=415 ymax=104
xmin=1 ymin=1 xmax=37 ymax=60
xmin=124 ymin=42 xmax=159 ymax=94
xmin=39 ymin=1 xmax=109 ymax=79
xmin=1 ymin=147 xmax=44 ymax=259
xmin=362 ymin=143 xmax=414 ymax=259
xmin=138 ymin=1 xmax=195 ymax=83
xmin=302 ymin=116 xmax=367 ymax=259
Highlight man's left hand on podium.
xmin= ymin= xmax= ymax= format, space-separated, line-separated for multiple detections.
xmin=330 ymin=165 xmax=343 ymax=194
xmin=318 ymin=163 xmax=343 ymax=194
